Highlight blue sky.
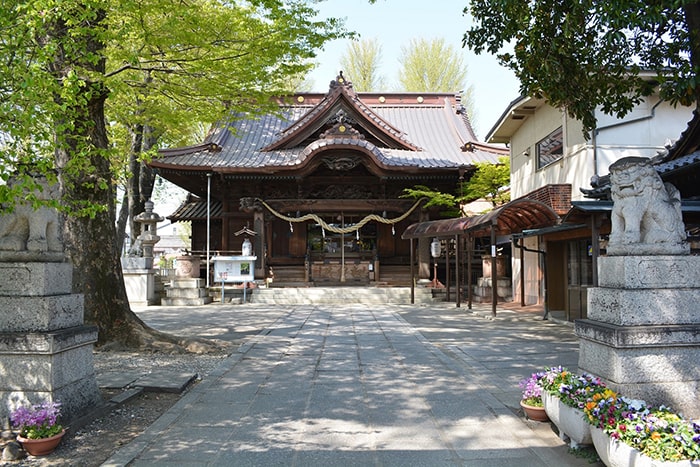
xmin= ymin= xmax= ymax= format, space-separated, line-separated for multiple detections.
xmin=308 ymin=0 xmax=521 ymax=140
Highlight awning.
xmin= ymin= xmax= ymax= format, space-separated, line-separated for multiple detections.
xmin=402 ymin=198 xmax=560 ymax=239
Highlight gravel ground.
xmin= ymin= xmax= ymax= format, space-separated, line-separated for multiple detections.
xmin=1 ymin=303 xmax=288 ymax=466
xmin=1 ymin=349 xmax=229 ymax=467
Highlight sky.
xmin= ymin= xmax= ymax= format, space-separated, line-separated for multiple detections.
xmin=307 ymin=0 xmax=522 ymax=140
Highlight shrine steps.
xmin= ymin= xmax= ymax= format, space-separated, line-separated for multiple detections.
xmin=243 ymin=286 xmax=434 ymax=305
xmin=161 ymin=278 xmax=213 ymax=306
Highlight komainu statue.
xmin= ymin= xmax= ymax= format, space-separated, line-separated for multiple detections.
xmin=0 ymin=176 xmax=62 ymax=261
xmin=607 ymin=156 xmax=688 ymax=255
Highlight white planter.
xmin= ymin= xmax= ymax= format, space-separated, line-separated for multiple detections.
xmin=542 ymin=392 xmax=560 ymax=426
xmin=543 ymin=391 xmax=591 ymax=447
xmin=591 ymin=426 xmax=698 ymax=467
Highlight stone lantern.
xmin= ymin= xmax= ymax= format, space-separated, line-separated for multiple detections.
xmin=121 ymin=200 xmax=164 ymax=306
xmin=132 ymin=200 xmax=164 ymax=268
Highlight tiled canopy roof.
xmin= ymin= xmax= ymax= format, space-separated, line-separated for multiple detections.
xmin=402 ymin=198 xmax=560 ymax=239
xmin=153 ymin=75 xmax=507 ymax=176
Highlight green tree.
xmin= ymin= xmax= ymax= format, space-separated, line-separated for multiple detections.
xmin=107 ymin=0 xmax=347 ymax=252
xmin=340 ymin=37 xmax=385 ymax=91
xmin=464 ymin=1 xmax=700 ymax=135
xmin=461 ymin=156 xmax=510 ymax=207
xmin=0 ymin=0 xmax=346 ymax=347
xmin=402 ymin=156 xmax=510 ymax=216
xmin=397 ymin=37 xmax=476 ymax=122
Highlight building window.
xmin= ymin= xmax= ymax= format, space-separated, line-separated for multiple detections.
xmin=537 ymin=127 xmax=563 ymax=169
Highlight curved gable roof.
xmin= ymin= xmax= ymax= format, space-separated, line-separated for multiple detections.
xmin=152 ymin=73 xmax=508 ymax=178
xmin=262 ymin=76 xmax=420 ymax=152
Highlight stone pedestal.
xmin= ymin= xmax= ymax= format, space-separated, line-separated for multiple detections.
xmin=122 ymin=266 xmax=158 ymax=306
xmin=0 ymin=262 xmax=101 ymax=426
xmin=576 ymin=255 xmax=700 ymax=419
xmin=472 ymin=277 xmax=512 ymax=303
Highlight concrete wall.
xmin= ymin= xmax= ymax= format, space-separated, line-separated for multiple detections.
xmin=509 ymin=97 xmax=693 ymax=201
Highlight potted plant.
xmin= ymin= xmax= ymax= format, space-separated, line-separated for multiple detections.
xmin=584 ymin=389 xmax=700 ymax=465
xmin=10 ymin=400 xmax=65 ymax=456
xmin=539 ymin=366 xmax=607 ymax=447
xmin=518 ymin=371 xmax=549 ymax=422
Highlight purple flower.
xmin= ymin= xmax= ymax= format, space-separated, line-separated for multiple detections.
xmin=10 ymin=400 xmax=63 ymax=439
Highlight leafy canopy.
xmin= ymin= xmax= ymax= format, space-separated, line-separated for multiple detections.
xmin=0 ymin=0 xmax=348 ymax=212
xmin=464 ymin=1 xmax=697 ymax=135
xmin=402 ymin=156 xmax=510 ymax=216
xmin=340 ymin=37 xmax=385 ymax=92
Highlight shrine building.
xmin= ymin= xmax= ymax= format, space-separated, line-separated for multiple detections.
xmin=150 ymin=73 xmax=506 ymax=285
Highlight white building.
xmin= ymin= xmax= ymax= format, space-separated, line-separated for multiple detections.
xmin=485 ymin=91 xmax=693 ymax=320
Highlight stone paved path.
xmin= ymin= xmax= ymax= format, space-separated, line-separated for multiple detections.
xmin=103 ymin=303 xmax=600 ymax=466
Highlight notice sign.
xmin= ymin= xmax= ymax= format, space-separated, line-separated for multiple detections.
xmin=213 ymin=256 xmax=256 ymax=282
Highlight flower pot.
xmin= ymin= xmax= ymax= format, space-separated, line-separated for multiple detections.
xmin=591 ymin=426 xmax=613 ymax=466
xmin=591 ymin=426 xmax=697 ymax=467
xmin=520 ymin=400 xmax=549 ymax=422
xmin=17 ymin=430 xmax=65 ymax=456
xmin=543 ymin=392 xmax=591 ymax=447
xmin=542 ymin=392 xmax=561 ymax=427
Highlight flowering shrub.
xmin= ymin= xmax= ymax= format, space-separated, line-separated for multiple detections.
xmin=638 ymin=407 xmax=700 ymax=462
xmin=584 ymin=388 xmax=648 ymax=443
xmin=519 ymin=371 xmax=545 ymax=407
xmin=10 ymin=400 xmax=63 ymax=439
xmin=540 ymin=366 xmax=607 ymax=409
xmin=579 ymin=378 xmax=700 ymax=462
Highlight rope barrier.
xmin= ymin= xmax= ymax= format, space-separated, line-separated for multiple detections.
xmin=255 ymin=198 xmax=424 ymax=235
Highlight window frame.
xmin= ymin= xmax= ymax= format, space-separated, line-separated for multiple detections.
xmin=536 ymin=126 xmax=564 ymax=170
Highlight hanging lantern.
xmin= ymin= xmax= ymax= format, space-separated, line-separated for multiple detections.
xmin=430 ymin=238 xmax=442 ymax=258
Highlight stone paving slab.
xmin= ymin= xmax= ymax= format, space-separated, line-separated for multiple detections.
xmin=97 ymin=370 xmax=141 ymax=389
xmin=97 ymin=369 xmax=197 ymax=394
xmin=132 ymin=371 xmax=198 ymax=393
xmin=102 ymin=303 xmax=601 ymax=467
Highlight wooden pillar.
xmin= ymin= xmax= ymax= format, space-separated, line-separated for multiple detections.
xmin=520 ymin=237 xmax=525 ymax=306
xmin=417 ymin=209 xmax=430 ymax=280
xmin=220 ymin=198 xmax=231 ymax=252
xmin=254 ymin=209 xmax=265 ymax=279
xmin=445 ymin=239 xmax=450 ymax=302
xmin=455 ymin=234 xmax=461 ymax=308
xmin=410 ymin=238 xmax=415 ymax=304
xmin=467 ymin=234 xmax=473 ymax=309
xmin=491 ymin=222 xmax=497 ymax=317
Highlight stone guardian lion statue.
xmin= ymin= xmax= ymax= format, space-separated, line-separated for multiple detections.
xmin=607 ymin=156 xmax=688 ymax=256
xmin=0 ymin=176 xmax=63 ymax=261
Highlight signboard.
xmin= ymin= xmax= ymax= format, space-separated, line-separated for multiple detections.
xmin=213 ymin=256 xmax=256 ymax=283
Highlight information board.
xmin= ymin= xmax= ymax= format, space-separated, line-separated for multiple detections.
xmin=212 ymin=256 xmax=256 ymax=283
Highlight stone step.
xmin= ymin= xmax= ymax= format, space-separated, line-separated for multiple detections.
xmin=166 ymin=287 xmax=211 ymax=299
xmin=246 ymin=287 xmax=434 ymax=305
xmin=169 ymin=278 xmax=207 ymax=288
xmin=161 ymin=297 xmax=213 ymax=306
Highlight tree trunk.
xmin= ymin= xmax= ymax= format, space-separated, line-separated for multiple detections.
xmin=47 ymin=5 xmax=215 ymax=351
xmin=127 ymin=123 xmax=144 ymax=247
xmin=116 ymin=191 xmax=129 ymax=254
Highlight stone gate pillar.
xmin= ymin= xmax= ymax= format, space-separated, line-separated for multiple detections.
xmin=575 ymin=157 xmax=700 ymax=419
xmin=0 ymin=177 xmax=101 ymax=427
